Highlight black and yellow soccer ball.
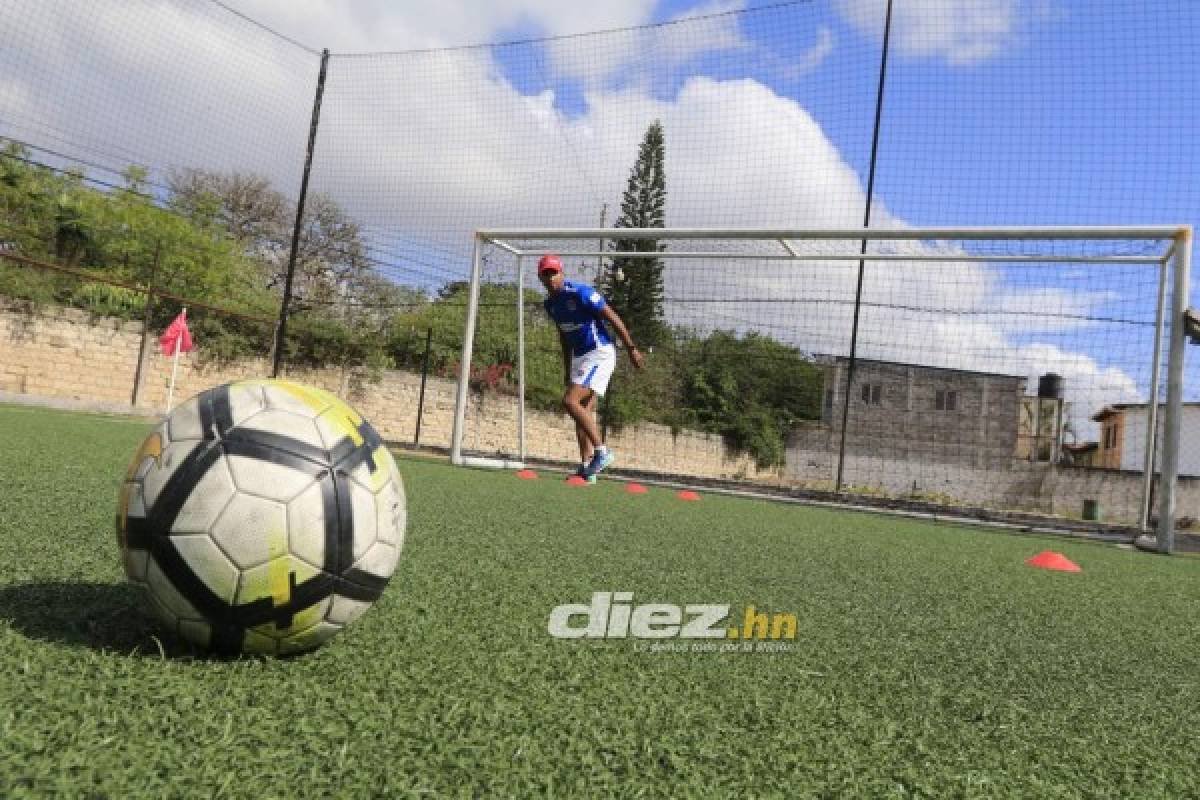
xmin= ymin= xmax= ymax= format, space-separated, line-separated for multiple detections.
xmin=116 ymin=380 xmax=405 ymax=655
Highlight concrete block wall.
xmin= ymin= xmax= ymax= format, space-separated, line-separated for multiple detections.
xmin=0 ymin=300 xmax=145 ymax=404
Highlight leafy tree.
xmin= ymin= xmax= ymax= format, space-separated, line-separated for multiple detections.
xmin=0 ymin=144 xmax=276 ymax=357
xmin=601 ymin=120 xmax=667 ymax=347
xmin=167 ymin=169 xmax=380 ymax=315
xmin=167 ymin=169 xmax=289 ymax=251
xmin=0 ymin=143 xmax=75 ymax=303
xmin=675 ymin=331 xmax=824 ymax=467
xmin=166 ymin=168 xmax=418 ymax=370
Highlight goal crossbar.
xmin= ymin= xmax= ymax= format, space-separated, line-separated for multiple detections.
xmin=504 ymin=252 xmax=1166 ymax=265
xmin=481 ymin=225 xmax=1189 ymax=246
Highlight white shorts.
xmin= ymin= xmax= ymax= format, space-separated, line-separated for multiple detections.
xmin=569 ymin=344 xmax=617 ymax=397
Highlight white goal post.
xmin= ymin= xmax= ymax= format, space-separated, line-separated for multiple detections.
xmin=450 ymin=226 xmax=1192 ymax=552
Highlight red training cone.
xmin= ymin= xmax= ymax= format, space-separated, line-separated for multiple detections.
xmin=625 ymin=482 xmax=648 ymax=495
xmin=566 ymin=475 xmax=589 ymax=486
xmin=516 ymin=469 xmax=538 ymax=480
xmin=1025 ymin=550 xmax=1081 ymax=573
xmin=676 ymin=490 xmax=701 ymax=501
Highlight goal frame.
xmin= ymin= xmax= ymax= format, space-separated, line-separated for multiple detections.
xmin=450 ymin=226 xmax=1192 ymax=552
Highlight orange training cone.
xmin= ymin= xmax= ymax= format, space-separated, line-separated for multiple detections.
xmin=1025 ymin=550 xmax=1081 ymax=573
xmin=676 ymin=490 xmax=701 ymax=501
xmin=516 ymin=469 xmax=538 ymax=480
xmin=626 ymin=482 xmax=648 ymax=495
xmin=566 ymin=475 xmax=589 ymax=486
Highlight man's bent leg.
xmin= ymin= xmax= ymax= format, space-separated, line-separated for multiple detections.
xmin=563 ymin=384 xmax=604 ymax=451
xmin=575 ymin=390 xmax=596 ymax=464
xmin=570 ymin=392 xmax=599 ymax=482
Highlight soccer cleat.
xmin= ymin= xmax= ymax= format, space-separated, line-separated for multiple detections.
xmin=584 ymin=449 xmax=616 ymax=477
xmin=568 ymin=466 xmax=597 ymax=485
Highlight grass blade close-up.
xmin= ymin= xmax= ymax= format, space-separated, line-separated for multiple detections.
xmin=1 ymin=403 xmax=1198 ymax=798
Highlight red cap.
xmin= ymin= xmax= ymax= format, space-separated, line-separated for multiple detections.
xmin=537 ymin=254 xmax=563 ymax=275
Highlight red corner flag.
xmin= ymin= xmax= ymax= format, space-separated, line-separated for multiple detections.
xmin=159 ymin=310 xmax=194 ymax=356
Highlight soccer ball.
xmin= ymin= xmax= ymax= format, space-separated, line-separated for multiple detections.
xmin=116 ymin=379 xmax=405 ymax=655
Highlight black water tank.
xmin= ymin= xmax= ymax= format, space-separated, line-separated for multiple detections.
xmin=1037 ymin=373 xmax=1063 ymax=399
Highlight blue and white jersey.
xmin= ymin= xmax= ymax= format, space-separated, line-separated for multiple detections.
xmin=543 ymin=280 xmax=613 ymax=357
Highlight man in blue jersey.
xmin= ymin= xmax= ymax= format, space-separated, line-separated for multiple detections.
xmin=537 ymin=253 xmax=645 ymax=482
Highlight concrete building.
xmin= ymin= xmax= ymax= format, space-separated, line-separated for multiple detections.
xmin=787 ymin=357 xmax=1028 ymax=482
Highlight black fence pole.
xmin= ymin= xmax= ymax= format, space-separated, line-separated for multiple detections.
xmin=130 ymin=243 xmax=161 ymax=407
xmin=272 ymin=48 xmax=330 ymax=378
xmin=414 ymin=327 xmax=433 ymax=447
xmin=835 ymin=0 xmax=893 ymax=493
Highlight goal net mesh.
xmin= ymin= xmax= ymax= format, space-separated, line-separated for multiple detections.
xmin=457 ymin=230 xmax=1188 ymax=531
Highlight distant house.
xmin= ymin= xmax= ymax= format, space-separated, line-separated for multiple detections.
xmin=1090 ymin=403 xmax=1200 ymax=476
xmin=1092 ymin=406 xmax=1126 ymax=470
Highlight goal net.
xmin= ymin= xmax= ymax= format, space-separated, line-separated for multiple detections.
xmin=450 ymin=227 xmax=1192 ymax=547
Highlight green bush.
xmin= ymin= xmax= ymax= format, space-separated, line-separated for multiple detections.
xmin=70 ymin=281 xmax=147 ymax=316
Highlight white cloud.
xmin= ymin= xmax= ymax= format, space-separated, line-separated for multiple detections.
xmin=793 ymin=26 xmax=835 ymax=76
xmin=220 ymin=0 xmax=657 ymax=52
xmin=223 ymin=0 xmax=752 ymax=86
xmin=0 ymin=1 xmax=316 ymax=186
xmin=659 ymin=0 xmax=750 ymax=63
xmin=545 ymin=0 xmax=750 ymax=89
xmin=834 ymin=0 xmax=1027 ymax=66
xmin=760 ymin=25 xmax=836 ymax=84
xmin=0 ymin=76 xmax=31 ymax=119
xmin=997 ymin=287 xmax=1119 ymax=331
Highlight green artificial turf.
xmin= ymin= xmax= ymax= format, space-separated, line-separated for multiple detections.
xmin=1 ymin=403 xmax=1198 ymax=798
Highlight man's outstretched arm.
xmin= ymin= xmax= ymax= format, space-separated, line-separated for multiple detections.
xmin=599 ymin=306 xmax=645 ymax=369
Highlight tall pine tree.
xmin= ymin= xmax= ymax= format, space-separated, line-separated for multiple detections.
xmin=602 ymin=120 xmax=666 ymax=346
